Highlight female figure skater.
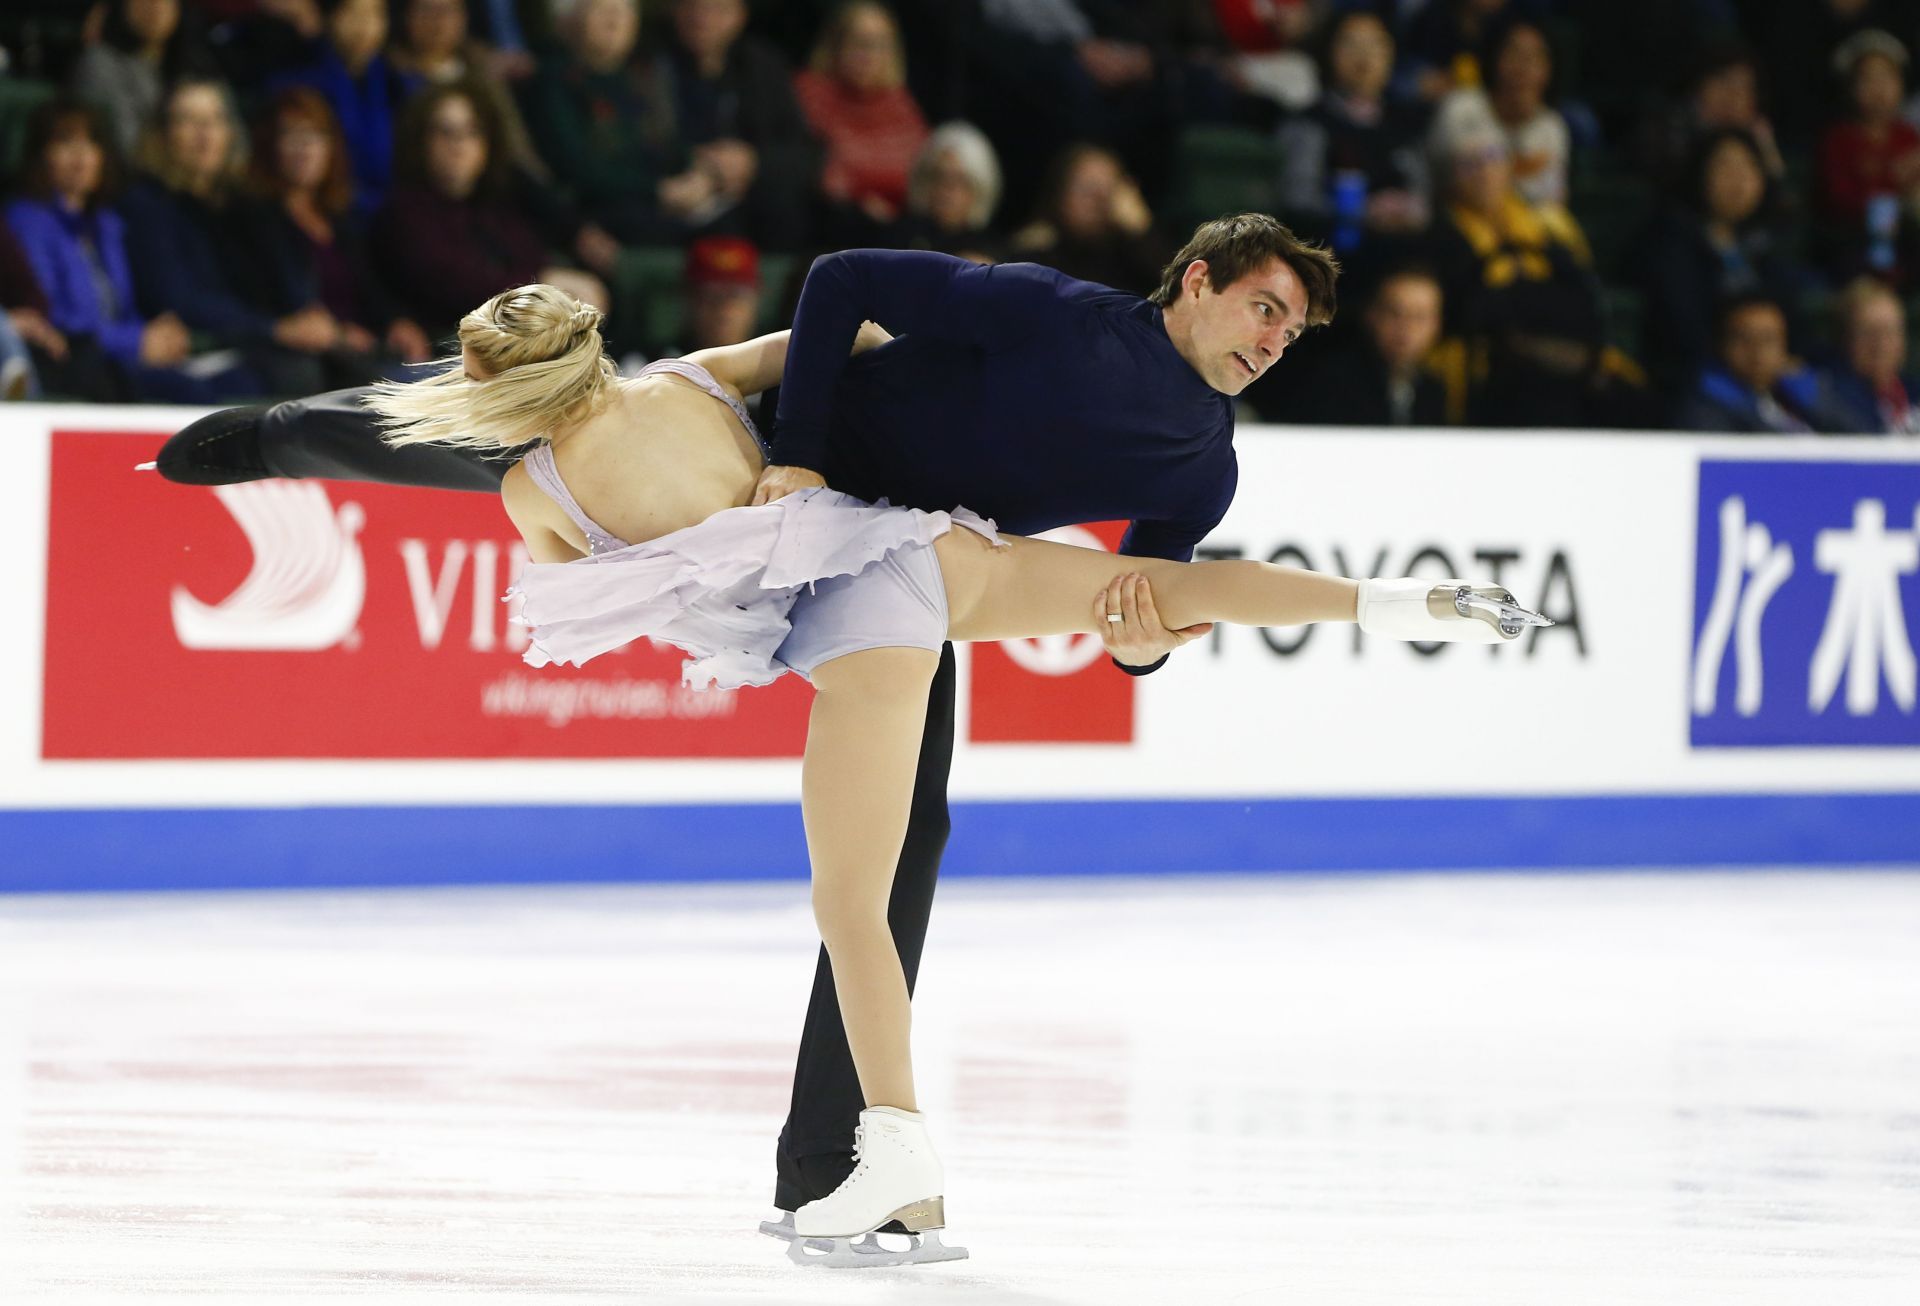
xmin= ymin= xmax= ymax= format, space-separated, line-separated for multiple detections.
xmin=368 ymin=284 xmax=1545 ymax=1268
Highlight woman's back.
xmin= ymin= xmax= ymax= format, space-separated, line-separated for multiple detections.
xmin=526 ymin=364 xmax=766 ymax=553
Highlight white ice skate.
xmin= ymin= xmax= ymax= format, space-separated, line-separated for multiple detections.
xmin=1356 ymin=578 xmax=1553 ymax=644
xmin=778 ymin=1106 xmax=968 ymax=1268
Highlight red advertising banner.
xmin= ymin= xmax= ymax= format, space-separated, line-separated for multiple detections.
xmin=966 ymin=522 xmax=1137 ymax=744
xmin=42 ymin=432 xmax=813 ymax=759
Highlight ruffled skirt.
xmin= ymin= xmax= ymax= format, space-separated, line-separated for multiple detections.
xmin=507 ymin=488 xmax=1000 ymax=690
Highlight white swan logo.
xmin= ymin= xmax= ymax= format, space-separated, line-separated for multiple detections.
xmin=171 ymin=483 xmax=367 ymax=650
xmin=997 ymin=524 xmax=1112 ymax=677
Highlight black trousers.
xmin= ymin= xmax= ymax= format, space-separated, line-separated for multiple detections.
xmin=248 ymin=388 xmax=955 ymax=1205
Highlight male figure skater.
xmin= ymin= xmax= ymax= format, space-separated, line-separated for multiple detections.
xmin=155 ymin=213 xmax=1340 ymax=1224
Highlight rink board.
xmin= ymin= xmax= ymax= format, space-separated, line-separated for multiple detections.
xmin=2 ymin=406 xmax=1917 ymax=890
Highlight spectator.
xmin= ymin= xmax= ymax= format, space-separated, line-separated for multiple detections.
xmin=1762 ymin=0 xmax=1908 ymax=143
xmin=1010 ymin=143 xmax=1169 ymax=295
xmin=642 ymin=0 xmax=819 ymax=250
xmin=1817 ymin=29 xmax=1920 ymax=285
xmin=464 ymin=0 xmax=545 ymax=74
xmin=1252 ymin=264 xmax=1449 ymax=426
xmin=1429 ymin=17 xmax=1568 ymax=207
xmin=1211 ymin=0 xmax=1321 ymax=114
xmin=233 ymin=87 xmax=433 ymax=383
xmin=1644 ymin=42 xmax=1787 ymax=190
xmin=520 ymin=0 xmax=705 ymax=248
xmin=70 ymin=0 xmax=221 ymax=160
xmin=121 ymin=78 xmax=345 ymax=395
xmin=1277 ymin=9 xmax=1430 ymax=267
xmin=273 ymin=0 xmax=423 ymax=212
xmin=0 ymin=220 xmax=64 ymax=400
xmin=1401 ymin=0 xmax=1530 ymax=103
xmin=793 ymin=2 xmax=930 ymax=238
xmin=1825 ymin=275 xmax=1920 ymax=432
xmin=387 ymin=0 xmax=547 ymax=180
xmin=3 ymin=99 xmax=210 ymax=403
xmin=374 ymin=81 xmax=608 ymax=341
xmin=960 ymin=1 xmax=1224 ymax=215
xmin=201 ymin=1 xmax=327 ymax=95
xmin=1427 ymin=123 xmax=1608 ymax=426
xmin=896 ymin=121 xmax=1005 ymax=262
xmin=1677 ymin=293 xmax=1857 ymax=433
xmin=1637 ymin=128 xmax=1820 ymax=395
xmin=681 ymin=234 xmax=761 ymax=353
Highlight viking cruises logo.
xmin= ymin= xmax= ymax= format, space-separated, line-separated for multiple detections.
xmin=170 ymin=483 xmax=367 ymax=650
xmin=41 ymin=431 xmax=813 ymax=759
xmin=1690 ymin=459 xmax=1920 ymax=747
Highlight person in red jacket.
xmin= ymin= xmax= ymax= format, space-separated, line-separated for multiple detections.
xmin=1818 ymin=30 xmax=1920 ymax=226
xmin=793 ymin=2 xmax=929 ymax=233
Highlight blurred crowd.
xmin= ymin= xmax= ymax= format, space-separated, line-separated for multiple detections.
xmin=1 ymin=0 xmax=1918 ymax=435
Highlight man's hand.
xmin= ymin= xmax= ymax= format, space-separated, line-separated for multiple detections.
xmin=751 ymin=463 xmax=827 ymax=506
xmin=1094 ymin=573 xmax=1211 ymax=666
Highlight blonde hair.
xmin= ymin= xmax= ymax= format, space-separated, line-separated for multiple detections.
xmin=370 ymin=284 xmax=617 ymax=451
xmin=810 ymin=1 xmax=906 ymax=90
xmin=1836 ymin=274 xmax=1902 ymax=339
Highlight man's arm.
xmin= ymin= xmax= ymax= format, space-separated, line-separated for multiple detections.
xmin=1103 ymin=465 xmax=1239 ymax=674
xmin=770 ymin=249 xmax=1071 ymax=474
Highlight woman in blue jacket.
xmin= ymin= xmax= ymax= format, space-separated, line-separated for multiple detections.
xmin=1 ymin=98 xmax=222 ymax=403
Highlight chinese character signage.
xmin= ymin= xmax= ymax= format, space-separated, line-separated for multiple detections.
xmin=1691 ymin=459 xmax=1919 ymax=747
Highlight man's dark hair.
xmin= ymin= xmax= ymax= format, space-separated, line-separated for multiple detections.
xmin=1715 ymin=291 xmax=1786 ymax=346
xmin=1149 ymin=213 xmax=1340 ymax=327
xmin=1371 ymin=261 xmax=1442 ymax=303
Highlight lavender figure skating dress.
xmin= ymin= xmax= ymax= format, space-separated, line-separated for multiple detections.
xmin=507 ymin=359 xmax=1000 ymax=689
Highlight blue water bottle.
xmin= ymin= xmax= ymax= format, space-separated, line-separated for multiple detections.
xmin=1332 ymin=169 xmax=1367 ymax=254
xmin=1867 ymin=192 xmax=1899 ymax=272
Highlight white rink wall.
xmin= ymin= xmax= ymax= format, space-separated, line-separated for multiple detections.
xmin=2 ymin=404 xmax=1916 ymax=889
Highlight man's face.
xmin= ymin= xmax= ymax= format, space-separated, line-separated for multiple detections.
xmin=1847 ymin=292 xmax=1906 ymax=383
xmin=1722 ymin=304 xmax=1789 ymax=392
xmin=1368 ymin=275 xmax=1441 ymax=370
xmin=675 ymin=0 xmax=747 ymax=60
xmin=1176 ymin=257 xmax=1310 ymax=395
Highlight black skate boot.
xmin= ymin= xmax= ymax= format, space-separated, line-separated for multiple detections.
xmin=154 ymin=404 xmax=273 ymax=485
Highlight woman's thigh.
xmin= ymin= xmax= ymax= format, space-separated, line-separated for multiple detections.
xmin=936 ymin=530 xmax=1150 ymax=644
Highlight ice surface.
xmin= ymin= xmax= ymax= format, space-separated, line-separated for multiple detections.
xmin=2 ymin=870 xmax=1917 ymax=1304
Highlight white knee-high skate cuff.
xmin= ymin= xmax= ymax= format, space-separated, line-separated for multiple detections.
xmin=1356 ymin=578 xmax=1509 ymax=644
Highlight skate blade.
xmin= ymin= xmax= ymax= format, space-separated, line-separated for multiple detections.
xmin=1430 ymin=585 xmax=1554 ymax=639
xmin=786 ymin=1227 xmax=969 ymax=1269
xmin=760 ymin=1211 xmax=919 ymax=1242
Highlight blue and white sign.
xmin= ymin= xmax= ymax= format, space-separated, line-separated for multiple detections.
xmin=1692 ymin=459 xmax=1920 ymax=747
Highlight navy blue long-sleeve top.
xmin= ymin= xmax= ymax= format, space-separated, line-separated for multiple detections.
xmin=773 ymin=250 xmax=1237 ymax=566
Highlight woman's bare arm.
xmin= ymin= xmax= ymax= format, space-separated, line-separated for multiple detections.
xmin=688 ymin=321 xmax=895 ymax=399
xmin=685 ymin=331 xmax=790 ymax=398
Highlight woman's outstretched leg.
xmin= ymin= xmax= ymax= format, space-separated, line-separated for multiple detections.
xmin=801 ymin=646 xmax=941 ymax=1114
xmin=938 ymin=530 xmax=1360 ymax=643
xmin=936 ymin=527 xmax=1545 ymax=645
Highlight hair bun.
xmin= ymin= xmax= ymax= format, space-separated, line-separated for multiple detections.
xmin=568 ymin=304 xmax=603 ymax=337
